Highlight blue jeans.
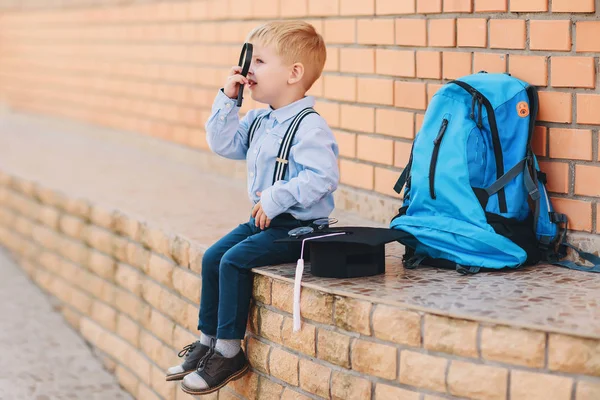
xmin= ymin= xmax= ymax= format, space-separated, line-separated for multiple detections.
xmin=198 ymin=214 xmax=306 ymax=339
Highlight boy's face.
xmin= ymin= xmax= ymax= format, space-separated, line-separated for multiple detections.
xmin=246 ymin=43 xmax=297 ymax=107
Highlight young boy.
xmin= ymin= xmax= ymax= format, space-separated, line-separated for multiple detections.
xmin=165 ymin=21 xmax=339 ymax=395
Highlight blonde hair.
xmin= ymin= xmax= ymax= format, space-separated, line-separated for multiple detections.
xmin=246 ymin=21 xmax=327 ymax=90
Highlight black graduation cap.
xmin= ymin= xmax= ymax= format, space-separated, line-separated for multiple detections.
xmin=276 ymin=226 xmax=409 ymax=278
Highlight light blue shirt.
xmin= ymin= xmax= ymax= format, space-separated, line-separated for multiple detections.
xmin=205 ymin=90 xmax=339 ymax=221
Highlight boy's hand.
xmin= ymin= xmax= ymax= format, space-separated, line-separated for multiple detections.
xmin=223 ymin=66 xmax=249 ymax=99
xmin=252 ymin=192 xmax=271 ymax=230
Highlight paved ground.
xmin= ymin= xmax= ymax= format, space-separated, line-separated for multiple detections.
xmin=0 ymin=249 xmax=133 ymax=400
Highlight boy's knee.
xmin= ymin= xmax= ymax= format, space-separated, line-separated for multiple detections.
xmin=201 ymin=247 xmax=222 ymax=276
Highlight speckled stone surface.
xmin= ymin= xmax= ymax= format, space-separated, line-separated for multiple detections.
xmin=0 ymin=111 xmax=599 ymax=340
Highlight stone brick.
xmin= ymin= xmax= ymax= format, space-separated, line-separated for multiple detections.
xmin=14 ymin=216 xmax=34 ymax=238
xmin=271 ymin=280 xmax=293 ymax=313
xmin=113 ymin=211 xmax=140 ymax=240
xmin=63 ymin=198 xmax=91 ymax=220
xmin=375 ymin=384 xmax=420 ymax=400
xmin=140 ymin=331 xmax=163 ymax=362
xmin=83 ymin=225 xmax=114 ymax=254
xmin=160 ymin=290 xmax=191 ymax=327
xmin=141 ymin=224 xmax=172 ymax=258
xmin=88 ymin=250 xmax=116 ymax=281
xmin=172 ymin=326 xmax=197 ymax=350
xmin=150 ymin=309 xmax=175 ymax=345
xmin=481 ymin=325 xmax=546 ymax=367
xmin=138 ymin=384 xmax=161 ymax=400
xmin=300 ymin=287 xmax=333 ymax=324
xmin=188 ymin=244 xmax=203 ymax=274
xmin=317 ymin=328 xmax=351 ymax=368
xmin=282 ymin=317 xmax=316 ymax=357
xmin=32 ymin=225 xmax=60 ymax=251
xmin=117 ymin=314 xmax=140 ymax=347
xmin=172 ymin=267 xmax=201 ymax=303
xmin=150 ymin=365 xmax=177 ymax=399
xmin=169 ymin=235 xmax=190 ymax=266
xmin=147 ymin=253 xmax=175 ymax=288
xmin=34 ymin=186 xmax=65 ymax=208
xmin=38 ymin=251 xmax=62 ymax=274
xmin=61 ymin=307 xmax=81 ymax=330
xmin=253 ymin=274 xmax=272 ymax=305
xmin=424 ymin=314 xmax=478 ymax=358
xmin=126 ymin=242 xmax=151 ymax=271
xmin=247 ymin=337 xmax=270 ymax=374
xmin=58 ymin=237 xmax=89 ymax=266
xmin=248 ymin=302 xmax=259 ymax=335
xmin=549 ymin=334 xmax=600 ymax=376
xmin=281 ymin=388 xmax=312 ymax=400
xmin=577 ymin=380 xmax=600 ymax=400
xmin=115 ymin=288 xmax=145 ymax=321
xmin=231 ymin=371 xmax=259 ymax=400
xmin=511 ymin=370 xmax=573 ymax=400
xmin=331 ymin=371 xmax=371 ymax=400
xmin=299 ymin=358 xmax=331 ymax=398
xmin=91 ymin=301 xmax=117 ymax=331
xmin=399 ymin=351 xmax=447 ymax=392
xmin=70 ymin=288 xmax=93 ymax=314
xmin=270 ymin=348 xmax=298 ymax=385
xmin=59 ymin=214 xmax=85 ymax=239
xmin=352 ymin=339 xmax=397 ymax=380
xmin=334 ymin=296 xmax=371 ymax=335
xmin=37 ymin=205 xmax=60 ymax=229
xmin=448 ymin=361 xmax=508 ymax=400
xmin=115 ymin=263 xmax=143 ymax=296
xmin=111 ymin=235 xmax=129 ymax=262
xmin=116 ymin=366 xmax=139 ymax=397
xmin=259 ymin=307 xmax=283 ymax=344
xmin=180 ymin=301 xmax=199 ymax=331
xmin=257 ymin=376 xmax=284 ymax=399
xmin=90 ymin=205 xmax=114 ymax=230
xmin=373 ymin=305 xmax=421 ymax=347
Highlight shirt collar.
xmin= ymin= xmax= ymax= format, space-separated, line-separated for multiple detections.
xmin=268 ymin=96 xmax=316 ymax=123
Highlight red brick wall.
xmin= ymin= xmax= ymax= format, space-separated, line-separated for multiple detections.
xmin=0 ymin=0 xmax=598 ymax=234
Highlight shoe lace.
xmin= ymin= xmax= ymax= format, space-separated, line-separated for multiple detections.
xmin=196 ymin=347 xmax=215 ymax=372
xmin=178 ymin=342 xmax=197 ymax=358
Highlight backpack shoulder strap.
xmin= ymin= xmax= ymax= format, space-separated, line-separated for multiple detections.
xmin=272 ymin=107 xmax=318 ymax=184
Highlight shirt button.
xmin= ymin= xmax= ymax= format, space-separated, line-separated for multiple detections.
xmin=278 ymin=139 xmax=283 ymax=144
xmin=225 ymin=103 xmax=231 ymax=108
xmin=249 ymin=172 xmax=254 ymax=177
xmin=219 ymin=116 xmax=225 ymax=121
xmin=253 ymin=149 xmax=258 ymax=154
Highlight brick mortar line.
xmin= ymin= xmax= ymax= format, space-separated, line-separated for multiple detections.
xmin=3 ymin=229 xmax=600 ymax=393
xmin=3 ymin=42 xmax=600 ymax=63
xmin=1 ymin=178 xmax=600 ymax=336
xmin=14 ymin=259 xmax=177 ymax=373
xmin=0 ymin=204 xmax=208 ymax=328
xmin=7 ymin=85 xmax=600 ymax=155
xmin=4 ymin=59 xmax=600 ymax=96
xmin=251 ymin=303 xmax=600 ymax=383
xmin=249 ymin=332 xmax=443 ymax=398
xmin=2 ymin=11 xmax=600 ymax=27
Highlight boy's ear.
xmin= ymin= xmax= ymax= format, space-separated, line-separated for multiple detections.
xmin=288 ymin=62 xmax=305 ymax=85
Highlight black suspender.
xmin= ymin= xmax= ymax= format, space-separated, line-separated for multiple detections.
xmin=247 ymin=107 xmax=318 ymax=184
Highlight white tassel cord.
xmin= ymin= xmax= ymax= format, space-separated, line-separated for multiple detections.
xmin=293 ymin=232 xmax=346 ymax=332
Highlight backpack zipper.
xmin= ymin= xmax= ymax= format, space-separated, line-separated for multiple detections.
xmin=429 ymin=118 xmax=449 ymax=199
xmin=449 ymin=80 xmax=507 ymax=213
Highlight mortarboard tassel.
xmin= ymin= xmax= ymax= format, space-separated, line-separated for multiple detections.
xmin=293 ymin=232 xmax=346 ymax=332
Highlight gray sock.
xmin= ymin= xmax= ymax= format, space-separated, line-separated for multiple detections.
xmin=215 ymin=339 xmax=241 ymax=358
xmin=200 ymin=332 xmax=215 ymax=347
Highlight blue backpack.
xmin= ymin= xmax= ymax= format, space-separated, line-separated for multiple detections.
xmin=390 ymin=72 xmax=599 ymax=274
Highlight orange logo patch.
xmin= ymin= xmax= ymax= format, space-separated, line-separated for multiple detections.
xmin=517 ymin=101 xmax=529 ymax=118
